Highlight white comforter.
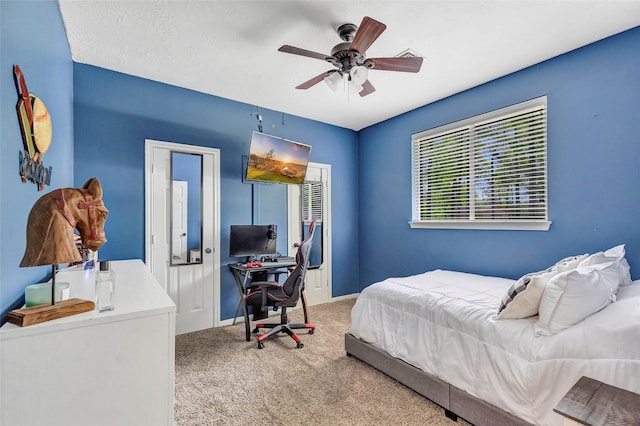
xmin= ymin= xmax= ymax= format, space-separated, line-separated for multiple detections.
xmin=349 ymin=269 xmax=640 ymax=426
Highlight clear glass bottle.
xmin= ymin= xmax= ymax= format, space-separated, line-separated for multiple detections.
xmin=95 ymin=260 xmax=115 ymax=312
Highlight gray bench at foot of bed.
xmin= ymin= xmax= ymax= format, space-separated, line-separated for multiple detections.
xmin=345 ymin=332 xmax=532 ymax=426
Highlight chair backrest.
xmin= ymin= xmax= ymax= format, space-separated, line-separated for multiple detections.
xmin=279 ymin=221 xmax=316 ymax=306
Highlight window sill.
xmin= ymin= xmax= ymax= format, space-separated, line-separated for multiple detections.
xmin=408 ymin=220 xmax=552 ymax=231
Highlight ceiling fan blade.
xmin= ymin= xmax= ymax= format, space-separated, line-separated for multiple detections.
xmin=367 ymin=56 xmax=424 ymax=73
xmin=359 ymin=80 xmax=376 ymax=97
xmin=296 ymin=70 xmax=336 ymax=89
xmin=350 ymin=16 xmax=386 ymax=54
xmin=279 ymin=45 xmax=334 ymax=61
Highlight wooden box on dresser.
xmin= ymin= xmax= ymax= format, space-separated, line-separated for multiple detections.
xmin=0 ymin=259 xmax=176 ymax=426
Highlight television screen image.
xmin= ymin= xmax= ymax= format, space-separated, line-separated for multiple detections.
xmin=229 ymin=225 xmax=277 ymax=258
xmin=245 ymin=131 xmax=311 ymax=185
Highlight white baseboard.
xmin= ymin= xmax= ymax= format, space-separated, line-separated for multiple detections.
xmin=331 ymin=293 xmax=359 ymax=302
xmin=218 ymin=294 xmax=359 ymax=327
xmin=218 ymin=309 xmax=282 ymax=327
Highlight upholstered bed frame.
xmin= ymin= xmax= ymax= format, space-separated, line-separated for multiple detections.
xmin=345 ymin=332 xmax=532 ymax=426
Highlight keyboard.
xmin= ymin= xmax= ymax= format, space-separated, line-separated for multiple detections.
xmin=258 ymin=262 xmax=285 ymax=268
xmin=258 ymin=256 xmax=296 ymax=263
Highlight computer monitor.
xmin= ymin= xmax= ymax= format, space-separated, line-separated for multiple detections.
xmin=229 ymin=225 xmax=277 ymax=258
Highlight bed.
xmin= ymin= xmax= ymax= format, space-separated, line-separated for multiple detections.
xmin=345 ymin=248 xmax=640 ymax=426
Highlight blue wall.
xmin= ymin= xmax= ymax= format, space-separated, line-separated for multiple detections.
xmin=1 ymin=1 xmax=637 ymax=325
xmin=72 ymin=64 xmax=359 ymax=320
xmin=358 ymin=26 xmax=640 ymax=288
xmin=0 ymin=1 xmax=75 ymax=322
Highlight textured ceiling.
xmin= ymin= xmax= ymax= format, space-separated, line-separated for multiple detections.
xmin=58 ymin=1 xmax=640 ymax=131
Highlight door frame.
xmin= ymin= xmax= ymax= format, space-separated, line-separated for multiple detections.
xmin=144 ymin=140 xmax=221 ymax=328
xmin=287 ymin=161 xmax=332 ymax=306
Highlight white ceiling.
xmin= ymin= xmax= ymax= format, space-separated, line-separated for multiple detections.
xmin=58 ymin=1 xmax=640 ymax=131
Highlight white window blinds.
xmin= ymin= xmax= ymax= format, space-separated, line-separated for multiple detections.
xmin=414 ymin=127 xmax=470 ymax=220
xmin=302 ymin=181 xmax=323 ymax=223
xmin=411 ymin=97 xmax=550 ymax=230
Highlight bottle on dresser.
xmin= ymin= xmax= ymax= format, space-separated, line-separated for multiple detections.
xmin=95 ymin=260 xmax=115 ymax=312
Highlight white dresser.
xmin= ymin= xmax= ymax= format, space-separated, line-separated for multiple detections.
xmin=0 ymin=259 xmax=176 ymax=426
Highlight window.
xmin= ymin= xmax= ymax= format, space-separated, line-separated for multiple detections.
xmin=411 ymin=97 xmax=550 ymax=230
xmin=302 ymin=181 xmax=323 ymax=267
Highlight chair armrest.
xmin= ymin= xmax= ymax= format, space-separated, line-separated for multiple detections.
xmin=246 ymin=281 xmax=281 ymax=312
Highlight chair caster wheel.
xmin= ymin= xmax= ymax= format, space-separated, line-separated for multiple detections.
xmin=258 ymin=342 xmax=265 ymax=349
xmin=252 ymin=328 xmax=259 ymax=333
xmin=296 ymin=342 xmax=304 ymax=349
xmin=308 ymin=329 xmax=314 ymax=335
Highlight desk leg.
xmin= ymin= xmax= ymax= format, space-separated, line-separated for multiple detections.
xmin=241 ymin=293 xmax=251 ymax=342
xmin=233 ymin=299 xmax=241 ymax=325
xmin=230 ymin=269 xmax=252 ymax=341
xmin=231 ymin=272 xmax=243 ymax=325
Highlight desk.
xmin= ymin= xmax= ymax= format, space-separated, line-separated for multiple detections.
xmin=229 ymin=261 xmax=296 ymax=341
xmin=554 ymin=376 xmax=640 ymax=425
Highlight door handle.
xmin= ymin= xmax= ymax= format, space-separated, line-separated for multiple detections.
xmin=205 ymin=248 xmax=212 ymax=254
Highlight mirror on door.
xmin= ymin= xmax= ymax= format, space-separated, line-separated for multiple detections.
xmin=171 ymin=152 xmax=203 ymax=266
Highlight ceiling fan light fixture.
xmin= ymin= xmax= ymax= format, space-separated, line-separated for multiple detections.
xmin=324 ymin=71 xmax=343 ymax=91
xmin=349 ymin=66 xmax=368 ymax=85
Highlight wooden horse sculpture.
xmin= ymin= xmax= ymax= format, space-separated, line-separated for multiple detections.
xmin=20 ymin=177 xmax=109 ymax=267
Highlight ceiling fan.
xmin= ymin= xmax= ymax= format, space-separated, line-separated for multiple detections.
xmin=278 ymin=16 xmax=423 ymax=97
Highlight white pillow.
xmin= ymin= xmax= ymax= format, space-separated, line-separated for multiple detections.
xmin=579 ymin=244 xmax=632 ymax=288
xmin=553 ymin=254 xmax=591 ymax=272
xmin=496 ymin=254 xmax=587 ymax=319
xmin=534 ymin=261 xmax=620 ymax=336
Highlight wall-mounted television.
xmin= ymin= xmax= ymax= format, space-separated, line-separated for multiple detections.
xmin=245 ymin=131 xmax=311 ymax=185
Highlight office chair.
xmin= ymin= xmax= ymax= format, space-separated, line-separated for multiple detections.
xmin=245 ymin=221 xmax=316 ymax=349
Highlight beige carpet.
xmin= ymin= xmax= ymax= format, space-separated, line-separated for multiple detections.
xmin=175 ymin=298 xmax=470 ymax=426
